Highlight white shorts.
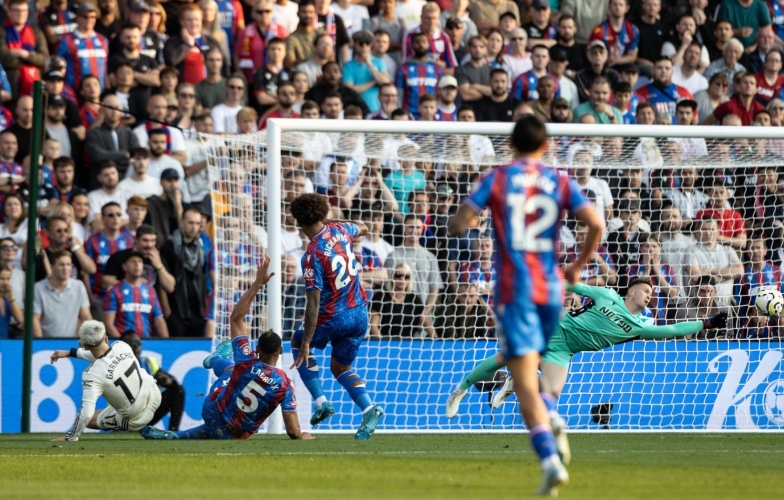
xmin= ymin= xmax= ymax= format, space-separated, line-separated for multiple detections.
xmin=97 ymin=388 xmax=162 ymax=432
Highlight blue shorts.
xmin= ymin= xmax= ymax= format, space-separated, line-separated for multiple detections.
xmin=495 ymin=300 xmax=563 ymax=360
xmin=293 ymin=305 xmax=368 ymax=366
xmin=199 ymin=370 xmax=247 ymax=440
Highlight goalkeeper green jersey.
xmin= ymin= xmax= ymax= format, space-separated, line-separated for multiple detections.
xmin=560 ymin=282 xmax=705 ymax=353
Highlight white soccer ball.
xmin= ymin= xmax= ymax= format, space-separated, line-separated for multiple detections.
xmin=755 ymin=289 xmax=784 ymax=317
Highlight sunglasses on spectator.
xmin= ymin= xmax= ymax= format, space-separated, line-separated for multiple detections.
xmin=510 ymin=37 xmax=525 ymax=41
xmin=394 ymin=272 xmax=410 ymax=279
xmin=179 ymin=93 xmax=195 ymax=99
xmin=255 ymin=9 xmax=273 ymax=14
xmin=713 ymin=81 xmax=728 ymax=87
xmin=104 ymin=212 xmax=122 ymax=218
xmin=772 ymin=106 xmax=784 ymax=111
xmin=228 ymin=85 xmax=245 ymax=90
xmin=0 ymin=245 xmax=17 ymax=251
xmin=357 ymin=41 xmax=371 ymax=46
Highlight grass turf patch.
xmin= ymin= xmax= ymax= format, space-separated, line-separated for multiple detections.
xmin=0 ymin=433 xmax=781 ymax=499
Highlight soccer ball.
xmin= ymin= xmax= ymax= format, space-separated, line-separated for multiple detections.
xmin=755 ymin=289 xmax=784 ymax=317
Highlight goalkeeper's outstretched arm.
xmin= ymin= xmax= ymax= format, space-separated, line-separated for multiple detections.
xmin=637 ymin=313 xmax=728 ymax=340
xmin=230 ymin=256 xmax=275 ymax=339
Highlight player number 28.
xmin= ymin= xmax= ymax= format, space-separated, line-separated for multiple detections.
xmin=331 ymin=243 xmax=359 ymax=290
xmin=237 ymin=379 xmax=267 ymax=413
xmin=507 ymin=193 xmax=558 ymax=252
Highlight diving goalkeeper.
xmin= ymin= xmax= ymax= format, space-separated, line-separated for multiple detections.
xmin=446 ymin=277 xmax=727 ymax=460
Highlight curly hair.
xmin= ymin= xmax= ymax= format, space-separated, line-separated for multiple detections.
xmin=257 ymin=329 xmax=282 ymax=355
xmin=290 ymin=194 xmax=330 ymax=227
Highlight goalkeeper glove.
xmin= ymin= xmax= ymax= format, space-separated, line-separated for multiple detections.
xmin=702 ymin=312 xmax=728 ymax=330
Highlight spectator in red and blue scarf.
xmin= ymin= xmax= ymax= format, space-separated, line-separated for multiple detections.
xmin=0 ymin=0 xmax=49 ymax=98
xmin=56 ymin=2 xmax=109 ymax=92
xmin=164 ymin=4 xmax=224 ymax=85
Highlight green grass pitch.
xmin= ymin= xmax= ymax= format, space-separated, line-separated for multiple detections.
xmin=0 ymin=433 xmax=782 ymax=499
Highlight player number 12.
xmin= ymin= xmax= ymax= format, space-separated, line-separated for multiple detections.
xmin=508 ymin=193 xmax=558 ymax=252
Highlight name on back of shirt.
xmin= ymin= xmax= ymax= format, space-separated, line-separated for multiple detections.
xmin=322 ymin=232 xmax=349 ymax=258
xmin=512 ymin=172 xmax=556 ymax=193
xmin=250 ymin=366 xmax=279 ymax=390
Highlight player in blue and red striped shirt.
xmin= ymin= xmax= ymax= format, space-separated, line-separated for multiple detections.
xmin=447 ymin=116 xmax=604 ymax=496
xmin=588 ymin=0 xmax=639 ymax=67
xmin=103 ymin=252 xmax=167 ymax=338
xmin=401 ymin=3 xmax=457 ymax=70
xmin=56 ymin=3 xmax=108 ymax=91
xmin=142 ymin=256 xmax=313 ymax=441
xmin=289 ymin=193 xmax=384 ymax=440
xmin=85 ymin=202 xmax=135 ymax=300
xmin=396 ymin=33 xmax=445 ymax=118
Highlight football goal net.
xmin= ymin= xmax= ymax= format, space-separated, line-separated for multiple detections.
xmin=202 ymin=120 xmax=784 ymax=433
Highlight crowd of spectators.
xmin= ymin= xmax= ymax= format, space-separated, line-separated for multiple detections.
xmin=0 ymin=0 xmax=782 ymax=341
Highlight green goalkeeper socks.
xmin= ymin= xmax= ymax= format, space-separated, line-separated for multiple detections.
xmin=459 ymin=355 xmax=503 ymax=391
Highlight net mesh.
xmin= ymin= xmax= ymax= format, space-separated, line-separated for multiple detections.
xmin=202 ymin=126 xmax=784 ymax=431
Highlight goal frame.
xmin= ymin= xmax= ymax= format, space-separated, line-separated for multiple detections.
xmin=257 ymin=120 xmax=784 ymax=434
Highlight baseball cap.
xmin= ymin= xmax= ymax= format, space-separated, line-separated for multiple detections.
xmin=552 ymin=97 xmax=570 ymax=109
xmin=44 ymin=69 xmax=65 ymax=81
xmin=438 ymin=75 xmax=458 ymax=89
xmin=588 ymin=40 xmax=607 ymax=51
xmin=76 ymin=2 xmax=97 ymax=16
xmin=531 ymin=0 xmax=550 ymax=9
xmin=436 ymin=184 xmax=454 ymax=197
xmin=549 ymin=45 xmax=568 ymax=62
xmin=160 ymin=168 xmax=180 ymax=180
xmin=352 ymin=29 xmax=374 ymax=44
xmin=129 ymin=1 xmax=151 ymax=12
xmin=48 ymin=94 xmax=66 ymax=106
xmin=445 ymin=17 xmax=463 ymax=30
xmin=78 ymin=320 xmax=107 ymax=348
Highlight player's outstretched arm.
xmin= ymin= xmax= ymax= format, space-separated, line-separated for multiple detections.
xmin=230 ymin=256 xmax=275 ymax=339
xmin=326 ymin=219 xmax=369 ymax=237
xmin=638 ymin=313 xmax=728 ymax=340
xmin=282 ymin=410 xmax=314 ymax=440
xmin=564 ymin=206 xmax=604 ymax=285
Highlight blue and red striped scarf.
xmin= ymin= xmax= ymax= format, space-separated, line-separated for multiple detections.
xmin=5 ymin=20 xmax=40 ymax=95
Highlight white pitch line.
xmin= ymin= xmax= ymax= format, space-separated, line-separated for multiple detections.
xmin=2 ymin=449 xmax=784 ymax=459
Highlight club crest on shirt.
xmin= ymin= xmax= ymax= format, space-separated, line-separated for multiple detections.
xmin=242 ymin=344 xmax=252 ymax=356
xmin=304 ymin=268 xmax=315 ymax=279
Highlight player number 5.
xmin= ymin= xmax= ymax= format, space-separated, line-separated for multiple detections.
xmin=237 ymin=380 xmax=267 ymax=413
xmin=508 ymin=193 xmax=558 ymax=252
xmin=331 ymin=243 xmax=359 ymax=290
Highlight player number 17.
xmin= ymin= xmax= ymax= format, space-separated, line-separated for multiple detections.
xmin=508 ymin=193 xmax=558 ymax=252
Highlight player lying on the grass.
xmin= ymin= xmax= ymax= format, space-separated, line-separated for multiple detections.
xmin=447 ymin=116 xmax=605 ymax=497
xmin=49 ymin=321 xmax=163 ymax=441
xmin=142 ymin=256 xmax=312 ymax=440
xmin=446 ymin=277 xmax=728 ymax=440
xmin=288 ymin=194 xmax=384 ymax=440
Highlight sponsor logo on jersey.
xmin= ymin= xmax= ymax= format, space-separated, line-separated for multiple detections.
xmin=121 ymin=303 xmax=153 ymax=313
xmin=76 ymin=48 xmax=107 ymax=59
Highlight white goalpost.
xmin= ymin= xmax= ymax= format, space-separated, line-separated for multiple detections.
xmin=203 ymin=120 xmax=784 ymax=433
